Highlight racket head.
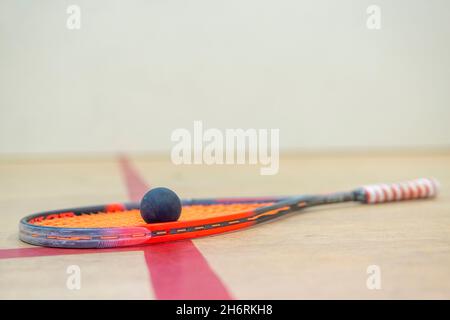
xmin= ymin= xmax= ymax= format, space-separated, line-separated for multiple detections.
xmin=19 ymin=196 xmax=300 ymax=249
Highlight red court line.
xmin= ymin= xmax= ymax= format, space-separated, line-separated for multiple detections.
xmin=118 ymin=156 xmax=232 ymax=300
xmin=118 ymin=154 xmax=148 ymax=202
xmin=143 ymin=241 xmax=232 ymax=300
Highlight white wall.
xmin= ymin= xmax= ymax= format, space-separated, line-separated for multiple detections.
xmin=1 ymin=0 xmax=449 ymax=154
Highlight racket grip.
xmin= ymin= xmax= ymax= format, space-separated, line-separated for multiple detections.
xmin=359 ymin=178 xmax=439 ymax=204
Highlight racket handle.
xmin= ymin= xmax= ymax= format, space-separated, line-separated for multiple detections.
xmin=359 ymin=178 xmax=439 ymax=204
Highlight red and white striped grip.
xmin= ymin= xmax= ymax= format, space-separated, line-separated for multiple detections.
xmin=361 ymin=178 xmax=439 ymax=204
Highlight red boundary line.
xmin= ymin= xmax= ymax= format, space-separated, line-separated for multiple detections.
xmin=0 ymin=155 xmax=232 ymax=300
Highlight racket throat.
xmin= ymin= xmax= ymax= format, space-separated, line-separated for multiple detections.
xmin=305 ymin=191 xmax=357 ymax=207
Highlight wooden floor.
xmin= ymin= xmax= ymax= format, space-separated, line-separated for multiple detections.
xmin=0 ymin=152 xmax=449 ymax=299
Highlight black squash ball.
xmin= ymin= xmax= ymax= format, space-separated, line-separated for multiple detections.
xmin=140 ymin=187 xmax=182 ymax=223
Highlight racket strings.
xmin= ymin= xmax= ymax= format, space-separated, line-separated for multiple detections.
xmin=31 ymin=203 xmax=272 ymax=228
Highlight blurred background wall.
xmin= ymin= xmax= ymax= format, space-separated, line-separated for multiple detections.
xmin=1 ymin=0 xmax=449 ymax=154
